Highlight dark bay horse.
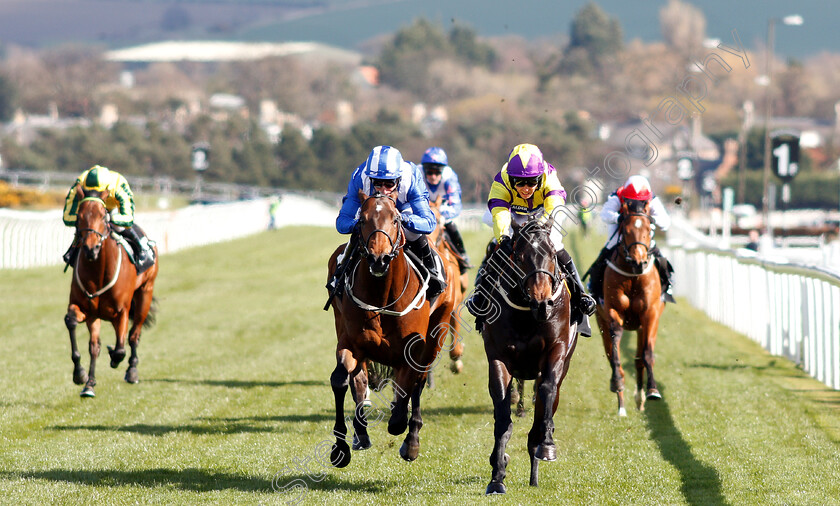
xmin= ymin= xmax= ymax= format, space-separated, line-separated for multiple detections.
xmin=65 ymin=187 xmax=159 ymax=397
xmin=594 ymin=199 xmax=664 ymax=417
xmin=427 ymin=195 xmax=465 ymax=376
xmin=326 ymin=192 xmax=455 ymax=466
xmin=481 ymin=217 xmax=578 ymax=495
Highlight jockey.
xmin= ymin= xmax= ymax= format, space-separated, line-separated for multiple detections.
xmin=328 ymin=145 xmax=446 ymax=301
xmin=468 ymin=143 xmax=596 ymax=336
xmin=421 ymin=146 xmax=471 ymax=272
xmin=586 ymin=174 xmax=675 ymax=303
xmin=62 ymin=165 xmax=155 ymax=274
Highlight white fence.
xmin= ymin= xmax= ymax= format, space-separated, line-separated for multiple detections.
xmin=0 ymin=195 xmax=338 ymax=270
xmin=664 ymin=216 xmax=840 ymax=390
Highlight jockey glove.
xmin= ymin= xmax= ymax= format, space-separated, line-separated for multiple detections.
xmin=498 ymin=235 xmax=514 ymax=256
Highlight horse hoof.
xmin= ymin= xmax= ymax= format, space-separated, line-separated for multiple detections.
xmin=73 ymin=367 xmax=87 ymax=385
xmin=125 ymin=368 xmax=139 ymax=384
xmin=80 ymin=386 xmax=95 ymax=398
xmin=331 ymin=441 xmax=351 ymax=468
xmin=399 ymin=441 xmax=419 ymax=462
xmin=107 ymin=345 xmax=126 ymax=368
xmin=535 ymin=443 xmax=556 ymax=462
xmin=646 ymin=389 xmax=662 ymax=400
xmin=485 ymin=482 xmax=506 ymax=495
xmin=387 ymin=416 xmax=408 ymax=436
xmin=450 ymin=359 xmax=463 ymax=374
xmin=618 ymin=407 xmax=627 ymax=417
xmin=352 ymin=434 xmax=371 ymax=451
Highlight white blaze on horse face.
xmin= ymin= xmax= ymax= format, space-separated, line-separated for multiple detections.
xmin=634 ymin=218 xmax=642 ymax=229
xmin=375 ymin=203 xmax=383 ymax=212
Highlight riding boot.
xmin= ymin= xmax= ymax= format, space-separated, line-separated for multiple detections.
xmin=444 ymin=222 xmax=472 ymax=272
xmin=557 ymin=249 xmax=594 ymax=338
xmin=63 ymin=244 xmax=79 ymax=268
xmin=119 ymin=225 xmax=154 ymax=274
xmin=467 ymin=240 xmax=497 ymax=333
xmin=407 ymin=235 xmax=446 ymax=300
xmin=650 ymin=245 xmax=676 ymax=303
xmin=585 ymin=246 xmax=613 ymax=303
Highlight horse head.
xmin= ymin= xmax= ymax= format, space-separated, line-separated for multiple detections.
xmin=619 ymin=199 xmax=652 ymax=271
xmin=357 ymin=190 xmax=404 ymax=277
xmin=76 ymin=187 xmax=111 ymax=262
xmin=511 ymin=217 xmax=560 ymax=322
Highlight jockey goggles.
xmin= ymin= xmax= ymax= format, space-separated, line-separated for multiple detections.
xmin=422 ymin=163 xmax=443 ymax=176
xmin=511 ymin=176 xmax=541 ymax=188
xmin=371 ymin=178 xmax=399 ymax=190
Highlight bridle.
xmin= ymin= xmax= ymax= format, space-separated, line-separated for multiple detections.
xmin=357 ymin=194 xmax=404 ymax=265
xmin=616 ymin=211 xmax=653 ymax=275
xmin=76 ymin=197 xmax=111 ymax=249
xmin=494 ymin=221 xmax=565 ymax=310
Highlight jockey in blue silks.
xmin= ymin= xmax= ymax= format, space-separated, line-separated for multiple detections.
xmin=328 ymin=145 xmax=446 ymax=301
xmin=421 ymin=146 xmax=471 ymax=272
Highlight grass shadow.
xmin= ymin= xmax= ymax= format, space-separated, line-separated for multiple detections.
xmin=146 ymin=378 xmax=325 ymax=388
xmin=643 ymin=388 xmax=729 ymax=506
xmin=196 ymin=413 xmax=334 ymax=423
xmin=0 ymin=468 xmax=270 ymax=493
xmin=49 ymin=422 xmax=274 ymax=435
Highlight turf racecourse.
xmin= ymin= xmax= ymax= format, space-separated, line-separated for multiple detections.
xmin=1 ymin=225 xmax=839 ymax=505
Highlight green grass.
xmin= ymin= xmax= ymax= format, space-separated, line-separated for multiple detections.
xmin=0 ymin=226 xmax=838 ymax=505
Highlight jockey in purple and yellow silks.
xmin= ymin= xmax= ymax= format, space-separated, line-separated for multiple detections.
xmin=468 ymin=143 xmax=595 ymax=335
xmin=62 ymin=165 xmax=155 ymax=274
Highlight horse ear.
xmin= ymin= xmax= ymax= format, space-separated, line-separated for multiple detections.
xmin=433 ymin=194 xmax=442 ymax=207
xmin=100 ymin=189 xmax=109 ymax=201
xmin=75 ymin=183 xmax=85 ymax=200
xmin=644 ymin=200 xmax=651 ymax=213
xmin=357 ymin=189 xmax=367 ymax=203
xmin=620 ymin=200 xmax=629 ymax=214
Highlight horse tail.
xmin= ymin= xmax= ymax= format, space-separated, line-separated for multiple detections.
xmin=129 ymin=296 xmax=158 ymax=328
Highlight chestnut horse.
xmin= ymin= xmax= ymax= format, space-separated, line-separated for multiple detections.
xmin=326 ymin=192 xmax=455 ymax=466
xmin=481 ymin=217 xmax=578 ymax=495
xmin=427 ymin=195 xmax=466 ymax=377
xmin=65 ymin=187 xmax=159 ymax=397
xmin=594 ymin=199 xmax=664 ymax=417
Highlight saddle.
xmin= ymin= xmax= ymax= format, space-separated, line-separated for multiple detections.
xmin=111 ymin=232 xmax=157 ymax=271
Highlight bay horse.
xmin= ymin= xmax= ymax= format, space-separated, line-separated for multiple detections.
xmin=594 ymin=199 xmax=664 ymax=417
xmin=481 ymin=217 xmax=578 ymax=495
xmin=65 ymin=187 xmax=159 ymax=397
xmin=326 ymin=191 xmax=455 ymax=466
xmin=427 ymin=195 xmax=466 ymax=377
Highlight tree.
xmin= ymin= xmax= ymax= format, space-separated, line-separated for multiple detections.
xmin=660 ymin=0 xmax=706 ymax=58
xmin=275 ymin=126 xmax=318 ymax=188
xmin=0 ymin=72 xmax=16 ymax=122
xmin=560 ymin=2 xmax=623 ymax=75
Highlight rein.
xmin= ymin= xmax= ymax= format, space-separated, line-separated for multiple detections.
xmin=346 ymin=248 xmax=429 ymax=316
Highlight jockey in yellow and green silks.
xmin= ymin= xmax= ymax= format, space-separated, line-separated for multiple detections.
xmin=62 ymin=165 xmax=154 ymax=273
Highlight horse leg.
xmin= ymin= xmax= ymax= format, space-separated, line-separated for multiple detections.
xmin=448 ymin=317 xmax=464 ymax=374
xmin=65 ymin=305 xmax=87 ymax=385
xmin=81 ymin=319 xmax=101 ymax=397
xmin=107 ymin=310 xmax=128 ymax=368
xmin=603 ymin=319 xmax=626 ymax=416
xmin=349 ymin=367 xmax=371 ymax=451
xmin=486 ymin=359 xmax=513 ymax=495
xmin=387 ymin=364 xmax=415 ymax=437
xmin=399 ymin=380 xmax=425 ymax=462
xmin=125 ymin=288 xmax=153 ymax=384
xmin=329 ymin=348 xmax=357 ymax=468
xmin=639 ymin=315 xmax=662 ymax=402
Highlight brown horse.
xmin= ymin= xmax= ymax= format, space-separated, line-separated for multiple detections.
xmin=427 ymin=195 xmax=466 ymax=376
xmin=481 ymin=217 xmax=578 ymax=495
xmin=594 ymin=199 xmax=664 ymax=417
xmin=326 ymin=192 xmax=455 ymax=466
xmin=65 ymin=187 xmax=159 ymax=397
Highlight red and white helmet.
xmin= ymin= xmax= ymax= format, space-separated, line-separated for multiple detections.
xmin=618 ymin=175 xmax=652 ymax=201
